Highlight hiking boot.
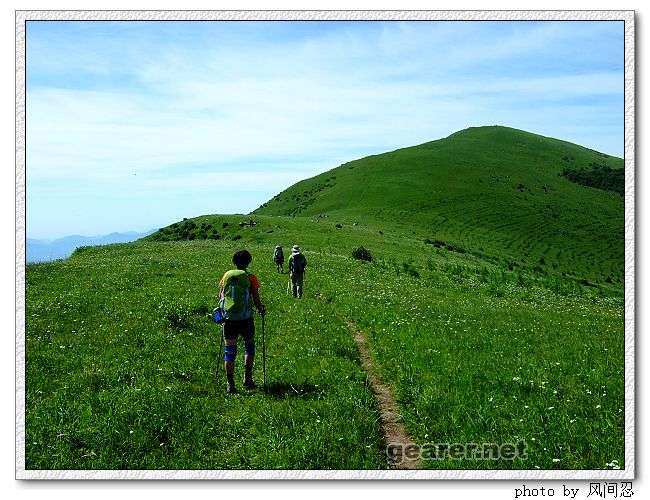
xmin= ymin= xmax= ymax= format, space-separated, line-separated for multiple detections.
xmin=226 ymin=374 xmax=237 ymax=394
xmin=243 ymin=366 xmax=256 ymax=389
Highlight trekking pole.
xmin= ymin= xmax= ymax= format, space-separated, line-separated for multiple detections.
xmin=262 ymin=313 xmax=267 ymax=391
xmin=216 ymin=325 xmax=224 ymax=380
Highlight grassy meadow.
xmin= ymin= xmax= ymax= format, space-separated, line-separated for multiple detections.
xmin=25 ymin=127 xmax=625 ymax=470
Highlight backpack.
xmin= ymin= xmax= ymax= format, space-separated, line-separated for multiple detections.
xmin=274 ymin=247 xmax=284 ymax=261
xmin=291 ymin=253 xmax=307 ymax=274
xmin=219 ymin=269 xmax=253 ymax=321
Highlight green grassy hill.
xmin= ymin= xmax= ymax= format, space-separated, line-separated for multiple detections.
xmin=25 ymin=126 xmax=625 ymax=471
xmin=254 ymin=126 xmax=624 ymax=283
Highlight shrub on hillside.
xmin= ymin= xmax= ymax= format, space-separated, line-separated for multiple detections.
xmin=352 ymin=246 xmax=372 ymax=262
xmin=445 ymin=243 xmax=466 ymax=254
xmin=424 ymin=238 xmax=445 ymax=248
xmin=402 ymin=261 xmax=420 ymax=278
xmin=560 ymin=163 xmax=623 ymax=195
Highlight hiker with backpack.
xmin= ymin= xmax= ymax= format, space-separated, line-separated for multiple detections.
xmin=218 ymin=250 xmax=266 ymax=394
xmin=273 ymin=245 xmax=284 ymax=273
xmin=288 ymin=245 xmax=307 ymax=298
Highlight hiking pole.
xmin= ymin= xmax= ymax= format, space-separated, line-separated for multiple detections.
xmin=261 ymin=313 xmax=267 ymax=391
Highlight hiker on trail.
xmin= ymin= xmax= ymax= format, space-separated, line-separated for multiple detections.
xmin=288 ymin=245 xmax=307 ymax=298
xmin=218 ymin=250 xmax=266 ymax=394
xmin=273 ymin=245 xmax=284 ymax=273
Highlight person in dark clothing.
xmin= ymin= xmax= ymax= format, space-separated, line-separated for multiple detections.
xmin=273 ymin=245 xmax=284 ymax=273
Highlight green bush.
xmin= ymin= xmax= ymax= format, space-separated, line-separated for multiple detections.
xmin=424 ymin=238 xmax=445 ymax=248
xmin=402 ymin=261 xmax=420 ymax=278
xmin=352 ymin=246 xmax=372 ymax=262
xmin=561 ymin=163 xmax=623 ymax=195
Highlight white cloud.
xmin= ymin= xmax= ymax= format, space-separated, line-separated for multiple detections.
xmin=25 ymin=21 xmax=624 ymax=237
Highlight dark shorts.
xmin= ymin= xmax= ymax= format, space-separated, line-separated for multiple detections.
xmin=223 ymin=317 xmax=255 ymax=342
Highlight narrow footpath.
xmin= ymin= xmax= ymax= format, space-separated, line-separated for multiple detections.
xmin=345 ymin=320 xmax=421 ymax=470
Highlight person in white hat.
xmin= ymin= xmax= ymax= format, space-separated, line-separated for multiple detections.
xmin=288 ymin=245 xmax=307 ymax=298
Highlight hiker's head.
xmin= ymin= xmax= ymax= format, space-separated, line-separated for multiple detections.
xmin=292 ymin=245 xmax=301 ymax=254
xmin=233 ymin=250 xmax=252 ymax=270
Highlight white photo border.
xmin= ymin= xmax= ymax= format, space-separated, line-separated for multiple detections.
xmin=15 ymin=9 xmax=635 ymax=480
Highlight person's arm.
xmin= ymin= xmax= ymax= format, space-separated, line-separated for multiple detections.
xmin=217 ymin=276 xmax=224 ymax=305
xmin=249 ymin=274 xmax=266 ymax=316
xmin=252 ymin=288 xmax=266 ymax=316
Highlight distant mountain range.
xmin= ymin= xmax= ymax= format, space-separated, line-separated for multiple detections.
xmin=26 ymin=230 xmax=154 ymax=263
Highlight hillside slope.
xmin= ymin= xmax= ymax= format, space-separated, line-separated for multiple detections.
xmin=253 ymin=126 xmax=624 ymax=282
xmin=26 ymin=126 xmax=625 ymax=470
xmin=26 ymin=237 xmax=623 ymax=470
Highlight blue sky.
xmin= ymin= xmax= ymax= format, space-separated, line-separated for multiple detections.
xmin=26 ymin=20 xmax=624 ymax=239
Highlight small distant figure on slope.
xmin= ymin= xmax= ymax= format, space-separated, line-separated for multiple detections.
xmin=218 ymin=250 xmax=266 ymax=394
xmin=273 ymin=245 xmax=284 ymax=273
xmin=288 ymin=245 xmax=307 ymax=298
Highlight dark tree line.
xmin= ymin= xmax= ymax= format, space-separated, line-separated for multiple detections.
xmin=560 ymin=163 xmax=624 ymax=196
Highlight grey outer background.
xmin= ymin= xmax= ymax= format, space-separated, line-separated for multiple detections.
xmin=14 ymin=9 xmax=635 ymax=480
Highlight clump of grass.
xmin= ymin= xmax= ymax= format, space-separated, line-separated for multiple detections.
xmin=161 ymin=302 xmax=193 ymax=330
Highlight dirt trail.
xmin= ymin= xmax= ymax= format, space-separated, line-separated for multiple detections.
xmin=345 ymin=320 xmax=421 ymax=470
